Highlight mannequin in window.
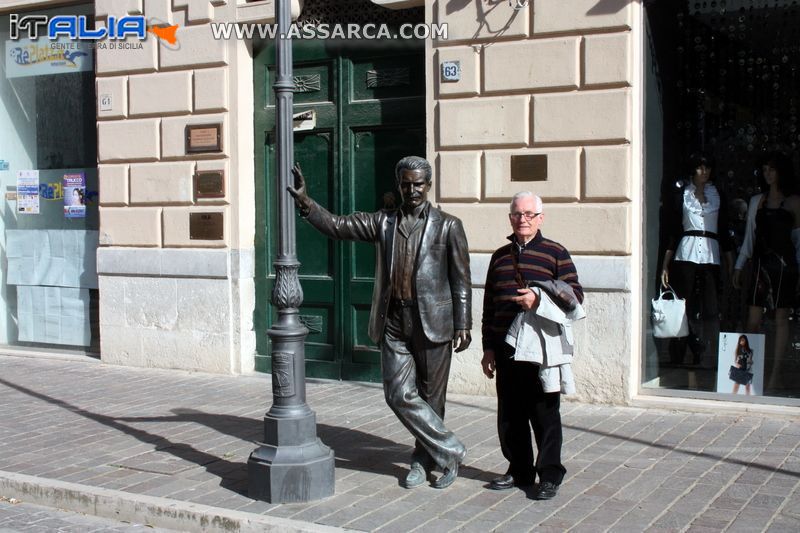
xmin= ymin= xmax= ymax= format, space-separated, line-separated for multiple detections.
xmin=661 ymin=153 xmax=735 ymax=365
xmin=732 ymin=152 xmax=800 ymax=391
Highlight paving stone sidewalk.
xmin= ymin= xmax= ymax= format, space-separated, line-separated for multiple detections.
xmin=0 ymin=354 xmax=798 ymax=532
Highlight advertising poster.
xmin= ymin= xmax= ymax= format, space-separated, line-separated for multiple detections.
xmin=16 ymin=170 xmax=39 ymax=214
xmin=717 ymin=332 xmax=765 ymax=396
xmin=63 ymin=172 xmax=86 ymax=218
xmin=5 ymin=37 xmax=93 ymax=79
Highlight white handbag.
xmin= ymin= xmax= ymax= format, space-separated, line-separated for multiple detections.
xmin=651 ymin=285 xmax=689 ymax=338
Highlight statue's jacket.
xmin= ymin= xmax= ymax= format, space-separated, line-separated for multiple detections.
xmin=304 ymin=200 xmax=472 ymax=345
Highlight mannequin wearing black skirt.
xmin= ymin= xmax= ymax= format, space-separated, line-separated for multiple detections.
xmin=733 ymin=153 xmax=800 ymax=391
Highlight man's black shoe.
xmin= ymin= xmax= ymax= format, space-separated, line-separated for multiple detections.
xmin=488 ymin=473 xmax=512 ymax=490
xmin=489 ymin=474 xmax=534 ymax=490
xmin=489 ymin=474 xmax=514 ymax=490
xmin=534 ymin=481 xmax=560 ymax=500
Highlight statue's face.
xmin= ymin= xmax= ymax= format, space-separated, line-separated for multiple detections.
xmin=397 ymin=168 xmax=431 ymax=209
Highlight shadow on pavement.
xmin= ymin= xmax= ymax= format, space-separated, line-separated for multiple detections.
xmin=2 ymin=375 xmax=796 ymax=503
xmin=0 ymin=377 xmax=248 ymax=496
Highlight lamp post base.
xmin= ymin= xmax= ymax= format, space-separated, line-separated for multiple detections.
xmin=247 ymin=411 xmax=335 ymax=503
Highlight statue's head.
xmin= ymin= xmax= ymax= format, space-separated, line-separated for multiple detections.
xmin=395 ymin=156 xmax=432 ymax=209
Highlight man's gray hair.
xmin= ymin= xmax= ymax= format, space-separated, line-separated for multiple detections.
xmin=509 ymin=191 xmax=542 ymax=212
xmin=395 ymin=156 xmax=432 ymax=184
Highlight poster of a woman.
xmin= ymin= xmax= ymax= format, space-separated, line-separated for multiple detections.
xmin=717 ymin=332 xmax=765 ymax=395
xmin=63 ymin=172 xmax=86 ymax=218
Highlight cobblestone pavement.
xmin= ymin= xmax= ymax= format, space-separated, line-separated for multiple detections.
xmin=0 ymin=497 xmax=177 ymax=532
xmin=0 ymin=355 xmax=799 ymax=532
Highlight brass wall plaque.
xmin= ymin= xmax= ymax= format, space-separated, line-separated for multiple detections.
xmin=189 ymin=212 xmax=224 ymax=240
xmin=194 ymin=170 xmax=225 ymax=199
xmin=510 ymin=154 xmax=548 ymax=182
xmin=186 ymin=123 xmax=222 ymax=153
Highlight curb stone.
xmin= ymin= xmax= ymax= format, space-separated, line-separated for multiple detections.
xmin=0 ymin=470 xmax=354 ymax=533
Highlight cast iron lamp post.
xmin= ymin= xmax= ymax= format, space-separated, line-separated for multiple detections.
xmin=247 ymin=0 xmax=335 ymax=503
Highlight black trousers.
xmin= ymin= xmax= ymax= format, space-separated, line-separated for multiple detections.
xmin=380 ymin=303 xmax=466 ymax=470
xmin=669 ymin=261 xmax=720 ymax=319
xmin=668 ymin=261 xmax=720 ymax=363
xmin=496 ymin=346 xmax=565 ymax=485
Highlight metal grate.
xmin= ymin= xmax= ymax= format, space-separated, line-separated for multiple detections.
xmin=297 ymin=0 xmax=423 ymax=26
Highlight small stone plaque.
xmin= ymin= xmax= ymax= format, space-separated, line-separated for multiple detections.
xmin=186 ymin=123 xmax=222 ymax=153
xmin=194 ymin=170 xmax=225 ymax=200
xmin=189 ymin=212 xmax=224 ymax=240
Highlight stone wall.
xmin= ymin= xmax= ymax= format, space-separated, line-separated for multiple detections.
xmin=93 ymin=0 xmax=258 ymax=374
xmin=431 ymin=0 xmax=639 ymax=403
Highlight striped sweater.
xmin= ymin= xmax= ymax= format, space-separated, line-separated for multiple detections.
xmin=482 ymin=231 xmax=583 ymax=351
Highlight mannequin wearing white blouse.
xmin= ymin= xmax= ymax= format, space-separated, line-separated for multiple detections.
xmin=662 ymin=157 xmax=734 ymax=365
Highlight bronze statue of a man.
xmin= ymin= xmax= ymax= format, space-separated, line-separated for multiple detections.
xmin=288 ymin=155 xmax=472 ymax=489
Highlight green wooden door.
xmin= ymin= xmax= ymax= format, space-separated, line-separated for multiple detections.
xmin=254 ymin=40 xmax=425 ymax=382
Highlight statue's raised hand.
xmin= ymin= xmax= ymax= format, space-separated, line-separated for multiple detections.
xmin=287 ymin=163 xmax=312 ymax=211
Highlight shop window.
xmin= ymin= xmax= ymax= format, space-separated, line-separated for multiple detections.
xmin=644 ymin=1 xmax=800 ymax=402
xmin=0 ymin=5 xmax=98 ymax=353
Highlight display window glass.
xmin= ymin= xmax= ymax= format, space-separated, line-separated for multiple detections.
xmin=643 ymin=1 xmax=800 ymax=403
xmin=0 ymin=4 xmax=98 ymax=353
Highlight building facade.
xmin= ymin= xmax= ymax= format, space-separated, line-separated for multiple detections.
xmin=1 ymin=0 xmax=798 ymax=408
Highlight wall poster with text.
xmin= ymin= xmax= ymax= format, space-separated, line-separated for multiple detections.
xmin=16 ymin=170 xmax=39 ymax=214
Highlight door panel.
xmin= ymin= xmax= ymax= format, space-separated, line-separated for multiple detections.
xmin=339 ymin=50 xmax=425 ymax=381
xmin=262 ymin=130 xmax=338 ymax=369
xmin=293 ymin=131 xmax=336 ymax=362
xmin=255 ymin=41 xmax=424 ymax=381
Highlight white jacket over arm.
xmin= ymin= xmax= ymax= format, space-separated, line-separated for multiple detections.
xmin=504 ymin=287 xmax=586 ymax=394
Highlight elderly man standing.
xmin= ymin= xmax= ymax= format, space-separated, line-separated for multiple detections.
xmin=288 ymin=156 xmax=472 ymax=489
xmin=481 ymin=192 xmax=583 ymax=500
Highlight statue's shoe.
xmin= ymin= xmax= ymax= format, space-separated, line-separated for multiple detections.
xmin=432 ymin=460 xmax=458 ymax=489
xmin=403 ymin=462 xmax=427 ymax=488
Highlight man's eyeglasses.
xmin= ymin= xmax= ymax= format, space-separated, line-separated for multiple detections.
xmin=509 ymin=211 xmax=541 ymax=221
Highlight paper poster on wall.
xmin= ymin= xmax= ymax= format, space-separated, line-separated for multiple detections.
xmin=5 ymin=37 xmax=93 ymax=79
xmin=16 ymin=170 xmax=39 ymax=214
xmin=716 ymin=332 xmax=765 ymax=396
xmin=5 ymin=230 xmax=99 ymax=289
xmin=16 ymin=286 xmax=90 ymax=346
xmin=63 ymin=172 xmax=86 ymax=218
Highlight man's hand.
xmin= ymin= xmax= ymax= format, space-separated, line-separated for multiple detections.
xmin=453 ymin=329 xmax=471 ymax=352
xmin=287 ymin=163 xmax=312 ymax=211
xmin=481 ymin=349 xmax=496 ymax=379
xmin=511 ymin=287 xmax=538 ymax=311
